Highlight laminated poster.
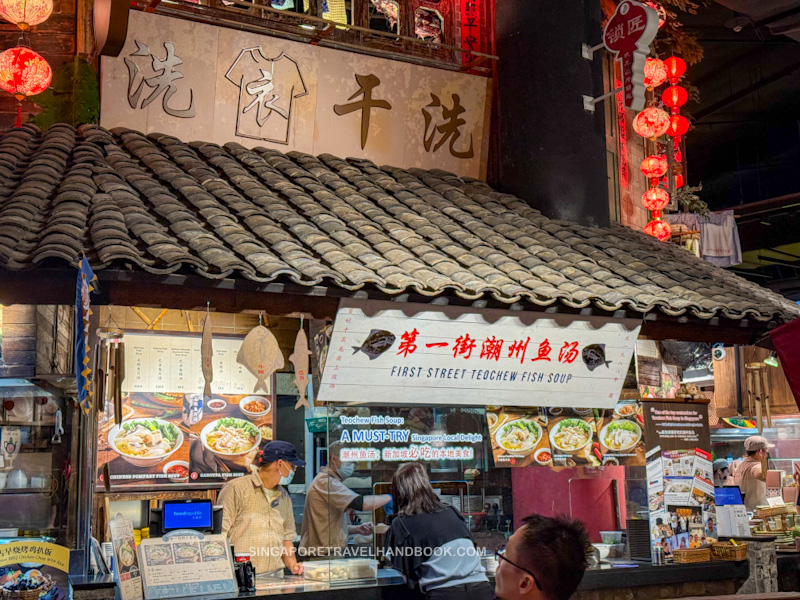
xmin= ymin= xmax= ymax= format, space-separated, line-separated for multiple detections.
xmin=96 ymin=332 xmax=275 ymax=490
xmin=0 ymin=541 xmax=70 ymax=600
xmin=139 ymin=531 xmax=237 ymax=599
xmin=110 ymin=513 xmax=144 ymax=600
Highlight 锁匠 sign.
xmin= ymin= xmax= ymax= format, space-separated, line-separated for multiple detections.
xmin=317 ymin=300 xmax=641 ymax=407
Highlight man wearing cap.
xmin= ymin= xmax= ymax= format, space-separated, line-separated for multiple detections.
xmin=713 ymin=458 xmax=733 ymax=487
xmin=300 ymin=441 xmax=392 ymax=559
xmin=734 ymin=435 xmax=771 ymax=511
xmin=219 ymin=440 xmax=306 ymax=575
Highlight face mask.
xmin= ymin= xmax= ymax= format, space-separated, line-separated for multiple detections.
xmin=338 ymin=462 xmax=355 ymax=478
xmin=279 ymin=461 xmax=295 ymax=486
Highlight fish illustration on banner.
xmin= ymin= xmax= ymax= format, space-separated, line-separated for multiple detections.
xmin=237 ymin=325 xmax=284 ymax=394
xmin=352 ymin=329 xmax=396 ymax=359
xmin=289 ymin=328 xmax=311 ymax=410
xmin=583 ymin=344 xmax=612 ymax=371
xmin=75 ymin=256 xmax=98 ymax=414
xmin=201 ymin=313 xmax=213 ymax=397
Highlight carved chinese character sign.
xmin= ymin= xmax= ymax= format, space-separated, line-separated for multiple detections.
xmin=334 ymin=73 xmax=392 ymax=150
xmin=602 ymin=0 xmax=658 ymax=111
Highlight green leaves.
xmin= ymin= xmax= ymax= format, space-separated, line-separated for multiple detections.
xmin=29 ymin=56 xmax=100 ymax=129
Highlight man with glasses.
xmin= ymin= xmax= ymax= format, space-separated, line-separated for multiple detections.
xmin=495 ymin=514 xmax=591 ymax=600
xmin=219 ymin=440 xmax=305 ymax=575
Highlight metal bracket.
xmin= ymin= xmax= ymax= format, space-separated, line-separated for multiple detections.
xmin=582 ymin=87 xmax=623 ymax=113
xmin=582 ymin=42 xmax=605 ymax=60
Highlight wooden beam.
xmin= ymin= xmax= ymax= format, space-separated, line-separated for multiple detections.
xmin=147 ymin=308 xmax=169 ymax=330
xmin=310 ymin=23 xmax=335 ymax=45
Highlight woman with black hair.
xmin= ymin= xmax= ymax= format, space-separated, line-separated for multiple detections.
xmin=384 ymin=462 xmax=492 ymax=600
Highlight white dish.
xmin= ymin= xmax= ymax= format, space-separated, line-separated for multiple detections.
xmin=163 ymin=460 xmax=190 ymax=483
xmin=548 ymin=419 xmax=593 ymax=455
xmin=238 ymin=396 xmax=271 ymax=419
xmin=108 ymin=419 xmax=184 ymax=468
xmin=599 ymin=419 xmax=642 ymax=452
xmin=200 ymin=418 xmax=262 ymax=457
xmin=495 ymin=419 xmax=541 ymax=456
xmin=206 ymin=398 xmax=228 ymax=413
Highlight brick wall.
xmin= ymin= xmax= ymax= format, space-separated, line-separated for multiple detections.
xmin=0 ymin=0 xmax=77 ymax=129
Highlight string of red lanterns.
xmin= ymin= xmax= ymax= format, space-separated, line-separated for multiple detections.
xmin=632 ymin=51 xmax=691 ymax=241
xmin=0 ymin=0 xmax=53 ymax=126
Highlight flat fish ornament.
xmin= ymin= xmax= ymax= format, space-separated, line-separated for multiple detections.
xmin=201 ymin=313 xmax=214 ymax=397
xmin=582 ymin=344 xmax=612 ymax=371
xmin=289 ymin=329 xmax=312 ymax=410
xmin=238 ymin=325 xmax=284 ymax=394
xmin=352 ymin=329 xmax=396 ymax=360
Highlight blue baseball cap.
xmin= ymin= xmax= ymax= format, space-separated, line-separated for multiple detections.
xmin=257 ymin=440 xmax=306 ymax=467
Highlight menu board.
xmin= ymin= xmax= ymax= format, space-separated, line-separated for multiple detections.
xmin=0 ymin=541 xmax=70 ymax=600
xmin=486 ymin=401 xmax=646 ymax=468
xmin=97 ymin=333 xmax=275 ymax=489
xmin=644 ymin=399 xmax=716 ymax=562
xmin=139 ymin=531 xmax=237 ymax=599
xmin=110 ymin=513 xmax=144 ymax=600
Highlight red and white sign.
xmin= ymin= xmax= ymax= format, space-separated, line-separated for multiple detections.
xmin=603 ymin=0 xmax=659 ymax=111
xmin=317 ymin=300 xmax=641 ymax=407
xmin=460 ymin=0 xmax=481 ymax=65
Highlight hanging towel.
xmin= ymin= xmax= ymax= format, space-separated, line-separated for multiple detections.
xmin=701 ymin=215 xmax=734 ymax=257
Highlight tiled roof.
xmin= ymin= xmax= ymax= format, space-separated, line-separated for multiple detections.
xmin=0 ymin=124 xmax=797 ymax=323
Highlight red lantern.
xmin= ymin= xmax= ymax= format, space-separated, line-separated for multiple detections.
xmin=640 ymin=155 xmax=668 ymax=179
xmin=0 ymin=47 xmax=51 ymax=99
xmin=667 ymin=114 xmax=690 ymax=138
xmin=0 ymin=47 xmax=51 ymax=127
xmin=644 ymin=218 xmax=671 ymax=242
xmin=0 ymin=0 xmax=53 ymax=30
xmin=642 ymin=187 xmax=670 ymax=211
xmin=675 ymin=174 xmax=684 ymax=188
xmin=662 ymin=85 xmax=688 ymax=110
xmin=633 ymin=107 xmax=670 ymax=139
xmin=664 ymin=56 xmax=686 ymax=83
xmin=644 ymin=1 xmax=666 ymax=28
xmin=643 ymin=58 xmax=667 ymax=90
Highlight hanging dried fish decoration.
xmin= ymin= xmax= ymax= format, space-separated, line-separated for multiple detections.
xmin=201 ymin=310 xmax=214 ymax=398
xmin=238 ymin=324 xmax=283 ymax=394
xmin=289 ymin=322 xmax=311 ymax=410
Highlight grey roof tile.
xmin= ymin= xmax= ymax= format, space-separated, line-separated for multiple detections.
xmin=0 ymin=123 xmax=796 ymax=322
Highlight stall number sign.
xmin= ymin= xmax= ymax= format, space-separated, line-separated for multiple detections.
xmin=318 ymin=300 xmax=641 ymax=408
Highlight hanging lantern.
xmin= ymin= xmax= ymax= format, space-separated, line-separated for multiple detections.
xmin=644 ymin=218 xmax=671 ymax=242
xmin=664 ymin=56 xmax=686 ymax=83
xmin=642 ymin=187 xmax=670 ymax=211
xmin=633 ymin=107 xmax=670 ymax=140
xmin=640 ymin=155 xmax=668 ymax=179
xmin=675 ymin=174 xmax=684 ymax=188
xmin=667 ymin=114 xmax=690 ymax=138
xmin=0 ymin=47 xmax=52 ymax=127
xmin=644 ymin=1 xmax=666 ymax=28
xmin=662 ymin=85 xmax=688 ymax=110
xmin=643 ymin=58 xmax=668 ymax=90
xmin=0 ymin=0 xmax=53 ymax=30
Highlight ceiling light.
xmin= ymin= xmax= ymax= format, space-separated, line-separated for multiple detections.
xmin=300 ymin=23 xmax=316 ymax=30
xmin=764 ymin=352 xmax=779 ymax=368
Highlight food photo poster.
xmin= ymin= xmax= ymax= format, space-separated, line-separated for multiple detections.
xmin=97 ymin=333 xmax=275 ymax=489
xmin=486 ymin=401 xmax=646 ymax=468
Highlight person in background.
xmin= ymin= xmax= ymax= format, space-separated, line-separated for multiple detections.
xmin=300 ymin=441 xmax=392 ymax=558
xmin=704 ymin=518 xmax=717 ymax=541
xmin=713 ymin=458 xmax=734 ymax=487
xmin=734 ymin=435 xmax=771 ymax=511
xmin=494 ymin=514 xmax=591 ymax=600
xmin=385 ymin=462 xmax=492 ymax=600
xmin=219 ymin=440 xmax=305 ymax=575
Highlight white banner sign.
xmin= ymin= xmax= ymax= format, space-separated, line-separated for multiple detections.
xmin=100 ymin=11 xmax=490 ymax=179
xmin=318 ymin=300 xmax=641 ymax=407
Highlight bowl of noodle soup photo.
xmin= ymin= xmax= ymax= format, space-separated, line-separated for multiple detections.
xmin=548 ymin=418 xmax=593 ymax=455
xmin=201 ymin=417 xmax=261 ymax=457
xmin=108 ymin=418 xmax=184 ymax=467
xmin=495 ymin=419 xmax=541 ymax=456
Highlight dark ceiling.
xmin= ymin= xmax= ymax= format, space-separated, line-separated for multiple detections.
xmin=682 ymin=1 xmax=800 ymax=300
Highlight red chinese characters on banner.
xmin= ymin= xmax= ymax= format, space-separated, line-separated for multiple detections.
xmin=397 ymin=328 xmax=419 ymax=357
xmin=602 ymin=0 xmax=658 ymax=111
xmin=460 ymin=0 xmax=481 ymax=65
xmin=614 ymin=77 xmax=630 ymax=189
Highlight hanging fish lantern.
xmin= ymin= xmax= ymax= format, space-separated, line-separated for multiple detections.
xmin=238 ymin=325 xmax=283 ymax=394
xmin=289 ymin=328 xmax=311 ymax=410
xmin=201 ymin=313 xmax=214 ymax=397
